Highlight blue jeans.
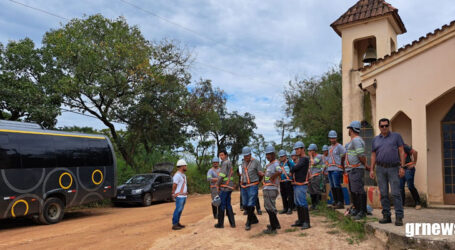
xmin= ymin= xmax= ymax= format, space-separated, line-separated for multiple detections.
xmin=293 ymin=185 xmax=308 ymax=208
xmin=241 ymin=185 xmax=258 ymax=207
xmin=172 ymin=197 xmax=186 ymax=225
xmin=220 ymin=190 xmax=233 ymax=211
xmin=328 ymin=170 xmax=343 ymax=188
xmin=376 ymin=166 xmax=403 ymax=218
xmin=400 ymin=168 xmax=421 ymax=205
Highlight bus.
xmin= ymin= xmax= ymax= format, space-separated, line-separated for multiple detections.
xmin=0 ymin=120 xmax=117 ymax=224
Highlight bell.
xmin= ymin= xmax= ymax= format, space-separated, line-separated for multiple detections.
xmin=363 ymin=45 xmax=377 ymax=63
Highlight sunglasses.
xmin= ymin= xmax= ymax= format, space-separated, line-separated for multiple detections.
xmin=380 ymin=124 xmax=389 ymax=128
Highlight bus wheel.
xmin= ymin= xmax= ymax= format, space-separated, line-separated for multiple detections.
xmin=142 ymin=193 xmax=152 ymax=207
xmin=39 ymin=197 xmax=65 ymax=225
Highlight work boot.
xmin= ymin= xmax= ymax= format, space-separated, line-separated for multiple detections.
xmin=310 ymin=195 xmax=316 ymax=210
xmin=243 ymin=210 xmax=248 ymax=215
xmin=379 ymin=215 xmax=392 ymax=224
xmin=212 ymin=205 xmax=218 ymax=219
xmin=301 ymin=207 xmax=311 ymax=230
xmin=353 ymin=211 xmax=365 ymax=220
xmin=251 ymin=208 xmax=259 ymax=225
xmin=273 ymin=213 xmax=281 ymax=229
xmin=279 ymin=209 xmax=287 ymax=214
xmin=286 ymin=208 xmax=292 ymax=215
xmin=395 ymin=217 xmax=403 ymax=226
xmin=214 ymin=208 xmax=225 ymax=228
xmin=178 ymin=223 xmax=185 ymax=228
xmin=172 ymin=224 xmax=182 ymax=230
xmin=257 ymin=209 xmax=263 ymax=215
xmin=292 ymin=206 xmax=304 ymax=227
xmin=264 ymin=210 xmax=277 ymax=234
xmin=227 ymin=208 xmax=236 ymax=228
xmin=335 ymin=188 xmax=344 ymax=209
xmin=330 ymin=188 xmax=337 ymax=208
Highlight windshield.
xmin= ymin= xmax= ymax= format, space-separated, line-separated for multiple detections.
xmin=126 ymin=175 xmax=154 ymax=184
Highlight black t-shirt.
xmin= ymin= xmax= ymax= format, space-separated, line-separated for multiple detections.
xmin=291 ymin=156 xmax=309 ymax=183
xmin=403 ymin=144 xmax=413 ymax=164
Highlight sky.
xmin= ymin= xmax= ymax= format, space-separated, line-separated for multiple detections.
xmin=1 ymin=0 xmax=454 ymax=143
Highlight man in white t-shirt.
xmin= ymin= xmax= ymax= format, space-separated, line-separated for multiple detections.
xmin=172 ymin=159 xmax=188 ymax=230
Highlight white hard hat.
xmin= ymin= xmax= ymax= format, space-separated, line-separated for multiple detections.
xmin=176 ymin=159 xmax=187 ymax=167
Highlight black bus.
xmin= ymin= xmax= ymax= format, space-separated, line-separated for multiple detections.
xmin=0 ymin=120 xmax=117 ymax=224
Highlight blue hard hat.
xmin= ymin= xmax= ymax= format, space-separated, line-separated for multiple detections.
xmin=307 ymin=143 xmax=318 ymax=151
xmin=328 ymin=130 xmax=337 ymax=138
xmin=265 ymin=145 xmax=275 ymax=154
xmin=242 ymin=146 xmax=252 ymax=156
xmin=278 ymin=149 xmax=286 ymax=157
xmin=291 ymin=150 xmax=297 ymax=156
xmin=212 ymin=156 xmax=219 ymax=163
xmin=293 ymin=141 xmax=305 ymax=149
xmin=347 ymin=121 xmax=361 ymax=133
xmin=322 ymin=145 xmax=329 ymax=151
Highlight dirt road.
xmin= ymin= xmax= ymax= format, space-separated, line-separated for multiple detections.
xmin=0 ymin=192 xmax=380 ymax=249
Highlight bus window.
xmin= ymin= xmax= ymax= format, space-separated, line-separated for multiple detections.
xmin=13 ymin=133 xmax=56 ymax=169
xmin=54 ymin=136 xmax=88 ymax=167
xmin=0 ymin=133 xmax=20 ymax=169
xmin=86 ymin=139 xmax=112 ymax=167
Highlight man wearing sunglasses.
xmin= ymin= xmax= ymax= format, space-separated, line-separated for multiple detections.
xmin=370 ymin=118 xmax=406 ymax=226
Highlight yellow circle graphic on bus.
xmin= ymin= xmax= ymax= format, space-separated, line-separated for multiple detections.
xmin=92 ymin=169 xmax=103 ymax=185
xmin=59 ymin=172 xmax=73 ymax=190
xmin=11 ymin=199 xmax=29 ymax=217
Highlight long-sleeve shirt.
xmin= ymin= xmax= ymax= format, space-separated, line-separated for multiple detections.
xmin=216 ymin=159 xmax=234 ymax=191
xmin=291 ymin=156 xmax=309 ymax=184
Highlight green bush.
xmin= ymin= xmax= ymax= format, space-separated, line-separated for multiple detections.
xmin=186 ymin=163 xmax=210 ymax=194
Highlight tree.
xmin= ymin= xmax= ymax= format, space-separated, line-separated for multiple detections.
xmin=42 ymin=14 xmax=192 ymax=171
xmin=212 ymin=111 xmax=257 ymax=166
xmin=186 ymin=79 xmax=225 ymax=171
xmin=0 ymin=38 xmax=61 ymax=128
xmin=250 ymin=133 xmax=266 ymax=165
xmin=284 ymin=66 xmax=342 ymax=147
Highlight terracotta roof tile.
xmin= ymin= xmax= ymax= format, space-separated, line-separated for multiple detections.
xmin=331 ymin=0 xmax=406 ymax=36
xmin=361 ymin=20 xmax=455 ymax=71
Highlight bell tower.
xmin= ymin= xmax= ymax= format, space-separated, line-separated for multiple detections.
xmin=331 ymin=0 xmax=406 ymax=143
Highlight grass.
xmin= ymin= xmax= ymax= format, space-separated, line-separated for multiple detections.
xmin=298 ymin=232 xmax=308 ymax=237
xmin=284 ymin=228 xmax=299 ymax=233
xmin=311 ymin=204 xmax=367 ymax=243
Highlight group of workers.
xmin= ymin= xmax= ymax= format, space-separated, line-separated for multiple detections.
xmin=171 ymin=118 xmax=422 ymax=231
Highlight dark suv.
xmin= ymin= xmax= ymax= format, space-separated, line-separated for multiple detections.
xmin=112 ymin=172 xmax=173 ymax=206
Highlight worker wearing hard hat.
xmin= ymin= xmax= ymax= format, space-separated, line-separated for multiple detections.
xmin=278 ymin=149 xmax=295 ymax=214
xmin=290 ymin=141 xmax=311 ymax=230
xmin=345 ymin=121 xmax=369 ymax=220
xmin=215 ymin=149 xmax=236 ymax=228
xmin=327 ymin=130 xmax=346 ymax=209
xmin=307 ymin=144 xmax=324 ymax=210
xmin=262 ymin=145 xmax=282 ymax=234
xmin=207 ymin=156 xmax=221 ymax=219
xmin=172 ymin=159 xmax=188 ymax=230
xmin=240 ymin=146 xmax=264 ymax=231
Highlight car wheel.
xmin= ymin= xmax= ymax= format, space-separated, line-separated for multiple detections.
xmin=39 ymin=197 xmax=65 ymax=225
xmin=142 ymin=193 xmax=152 ymax=206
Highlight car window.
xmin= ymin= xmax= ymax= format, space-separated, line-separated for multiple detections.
xmin=155 ymin=176 xmax=164 ymax=183
xmin=126 ymin=175 xmax=154 ymax=184
xmin=164 ymin=176 xmax=172 ymax=183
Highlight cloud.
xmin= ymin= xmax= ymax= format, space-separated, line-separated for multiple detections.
xmin=1 ymin=0 xmax=454 ymax=143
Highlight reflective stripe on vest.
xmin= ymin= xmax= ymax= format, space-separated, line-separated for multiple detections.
xmin=263 ymin=160 xmax=279 ymax=187
xmin=280 ymin=160 xmax=291 ymax=182
xmin=345 ymin=136 xmax=361 ymax=168
xmin=220 ymin=166 xmax=234 ymax=190
xmin=241 ymin=158 xmax=260 ymax=188
xmin=329 ymin=144 xmax=344 ymax=170
xmin=291 ymin=170 xmax=309 ymax=186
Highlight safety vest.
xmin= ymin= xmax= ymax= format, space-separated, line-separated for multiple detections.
xmin=280 ymin=160 xmax=292 ymax=182
xmin=292 ymin=171 xmax=309 ymax=186
xmin=309 ymin=154 xmax=324 ymax=179
xmin=209 ymin=168 xmax=220 ymax=189
xmin=263 ymin=160 xmax=279 ymax=187
xmin=328 ymin=144 xmax=344 ymax=170
xmin=241 ymin=159 xmax=260 ymax=188
xmin=345 ymin=136 xmax=361 ymax=168
xmin=219 ymin=165 xmax=234 ymax=190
